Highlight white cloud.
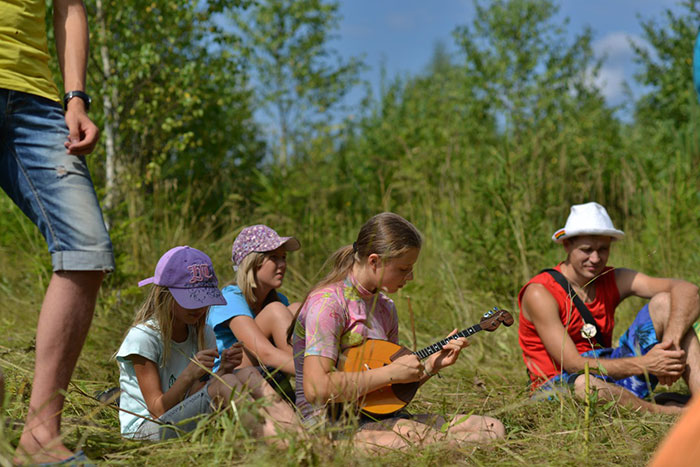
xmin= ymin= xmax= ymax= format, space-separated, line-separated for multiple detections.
xmin=593 ymin=32 xmax=639 ymax=60
xmin=591 ymin=66 xmax=627 ymax=100
xmin=588 ymin=32 xmax=651 ymax=102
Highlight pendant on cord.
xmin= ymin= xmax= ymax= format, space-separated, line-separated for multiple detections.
xmin=581 ymin=323 xmax=597 ymax=339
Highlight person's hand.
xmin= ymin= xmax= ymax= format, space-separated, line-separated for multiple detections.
xmin=218 ymin=343 xmax=243 ymax=374
xmin=185 ymin=348 xmax=218 ymax=380
xmin=643 ymin=341 xmax=686 ymax=385
xmin=64 ymin=100 xmax=99 ymax=155
xmin=426 ymin=330 xmax=469 ymax=375
xmin=387 ymin=354 xmax=424 ymax=384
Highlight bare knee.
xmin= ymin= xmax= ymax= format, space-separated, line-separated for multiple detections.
xmin=649 ymin=292 xmax=672 ymax=337
xmin=208 ymin=373 xmax=241 ymax=404
xmin=256 ymin=302 xmax=294 ymax=337
xmin=573 ymin=374 xmax=588 ymax=399
xmin=55 ymin=270 xmax=105 ymax=289
xmin=259 ymin=301 xmax=293 ymax=320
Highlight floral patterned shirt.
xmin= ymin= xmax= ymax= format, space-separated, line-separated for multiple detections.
xmin=292 ymin=274 xmax=399 ymax=419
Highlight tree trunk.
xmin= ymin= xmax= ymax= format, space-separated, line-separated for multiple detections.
xmin=95 ymin=0 xmax=119 ymax=227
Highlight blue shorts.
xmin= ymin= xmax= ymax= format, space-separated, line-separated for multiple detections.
xmin=0 ymin=89 xmax=114 ymax=271
xmin=543 ymin=304 xmax=659 ymax=399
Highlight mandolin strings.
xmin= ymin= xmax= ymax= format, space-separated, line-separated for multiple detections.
xmin=414 ymin=324 xmax=483 ymax=360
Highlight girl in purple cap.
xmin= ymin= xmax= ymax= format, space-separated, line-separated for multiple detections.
xmin=288 ymin=213 xmax=504 ymax=450
xmin=207 ymin=225 xmax=300 ymax=381
xmin=115 ymin=246 xmax=300 ymax=441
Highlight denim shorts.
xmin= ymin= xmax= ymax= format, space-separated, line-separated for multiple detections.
xmin=133 ymin=383 xmax=214 ymax=440
xmin=0 ymin=89 xmax=114 ymax=272
xmin=541 ymin=304 xmax=659 ymax=399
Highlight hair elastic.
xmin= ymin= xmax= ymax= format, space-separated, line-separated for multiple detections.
xmin=352 ymin=241 xmax=358 ymax=253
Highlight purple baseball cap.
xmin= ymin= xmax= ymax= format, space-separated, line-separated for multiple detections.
xmin=231 ymin=225 xmax=300 ymax=266
xmin=138 ymin=246 xmax=227 ymax=309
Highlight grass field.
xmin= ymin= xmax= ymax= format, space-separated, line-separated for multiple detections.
xmin=0 ymin=193 xmax=689 ymax=466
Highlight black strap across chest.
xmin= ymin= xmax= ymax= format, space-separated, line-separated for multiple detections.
xmin=540 ymin=268 xmax=605 ymax=348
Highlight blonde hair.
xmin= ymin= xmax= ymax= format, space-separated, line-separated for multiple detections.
xmin=287 ymin=212 xmax=422 ymax=342
xmin=121 ymin=285 xmax=208 ymax=367
xmin=236 ymin=251 xmax=265 ymax=309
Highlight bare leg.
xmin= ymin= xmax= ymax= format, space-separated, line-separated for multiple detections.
xmin=209 ymin=367 xmax=300 ymax=441
xmin=417 ymin=413 xmax=505 ymax=442
xmin=352 ymin=413 xmax=504 ymax=452
xmin=238 ymin=301 xmax=295 ymax=373
xmin=15 ymin=271 xmax=104 ymax=464
xmin=682 ymin=329 xmax=700 ymax=393
xmin=233 ymin=367 xmax=300 ymax=436
xmin=254 ymin=302 xmax=294 ymax=353
xmin=573 ymin=375 xmax=683 ymax=414
xmin=647 ymin=292 xmax=700 ymax=394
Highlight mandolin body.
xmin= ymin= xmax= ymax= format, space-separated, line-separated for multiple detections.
xmin=336 ymin=308 xmax=513 ymax=416
xmin=337 ymin=339 xmax=420 ymax=416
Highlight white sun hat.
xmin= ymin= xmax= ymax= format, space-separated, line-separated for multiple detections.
xmin=552 ymin=202 xmax=625 ymax=243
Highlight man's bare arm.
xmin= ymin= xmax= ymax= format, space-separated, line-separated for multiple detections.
xmin=616 ymin=268 xmax=700 ymax=347
xmin=522 ymin=283 xmax=684 ymax=380
xmin=53 ymin=0 xmax=99 ymax=154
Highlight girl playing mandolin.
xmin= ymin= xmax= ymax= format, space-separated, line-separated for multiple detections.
xmin=288 ymin=212 xmax=504 ymax=450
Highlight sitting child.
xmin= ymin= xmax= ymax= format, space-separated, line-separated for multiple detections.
xmin=289 ymin=213 xmax=505 ymax=450
xmin=207 ymin=225 xmax=300 ymax=376
xmin=116 ymin=245 xmax=299 ymax=440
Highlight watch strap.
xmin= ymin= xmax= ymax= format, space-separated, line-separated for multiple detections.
xmin=63 ymin=90 xmax=91 ymax=111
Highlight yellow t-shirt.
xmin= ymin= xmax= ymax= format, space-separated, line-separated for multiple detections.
xmin=0 ymin=0 xmax=60 ymax=102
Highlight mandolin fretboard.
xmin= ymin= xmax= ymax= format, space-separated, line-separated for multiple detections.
xmin=414 ymin=324 xmax=483 ymax=360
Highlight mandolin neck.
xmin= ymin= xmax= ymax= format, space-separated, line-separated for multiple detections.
xmin=413 ymin=324 xmax=482 ymax=360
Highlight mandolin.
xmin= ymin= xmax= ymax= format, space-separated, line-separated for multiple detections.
xmin=337 ymin=307 xmax=514 ymax=416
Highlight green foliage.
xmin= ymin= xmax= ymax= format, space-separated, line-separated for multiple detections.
xmin=3 ymin=0 xmax=700 ymax=464
xmin=633 ymin=0 xmax=700 ymax=131
xmin=232 ymin=0 xmax=364 ymax=165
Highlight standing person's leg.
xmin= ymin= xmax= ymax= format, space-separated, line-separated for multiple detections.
xmin=0 ymin=90 xmax=114 ymax=463
xmin=18 ymin=271 xmax=103 ymax=461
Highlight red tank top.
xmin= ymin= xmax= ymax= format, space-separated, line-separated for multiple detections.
xmin=517 ymin=265 xmax=620 ymax=387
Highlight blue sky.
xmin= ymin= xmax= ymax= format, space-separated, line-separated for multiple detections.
xmin=335 ymin=0 xmax=684 ymax=113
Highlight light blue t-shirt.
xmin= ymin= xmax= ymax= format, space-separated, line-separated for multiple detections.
xmin=115 ymin=320 xmax=216 ymax=437
xmin=207 ymin=285 xmax=289 ymax=366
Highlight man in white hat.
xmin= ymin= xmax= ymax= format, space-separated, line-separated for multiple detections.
xmin=518 ymin=202 xmax=700 ymax=413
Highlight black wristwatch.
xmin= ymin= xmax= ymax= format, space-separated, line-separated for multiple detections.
xmin=63 ymin=90 xmax=91 ymax=112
